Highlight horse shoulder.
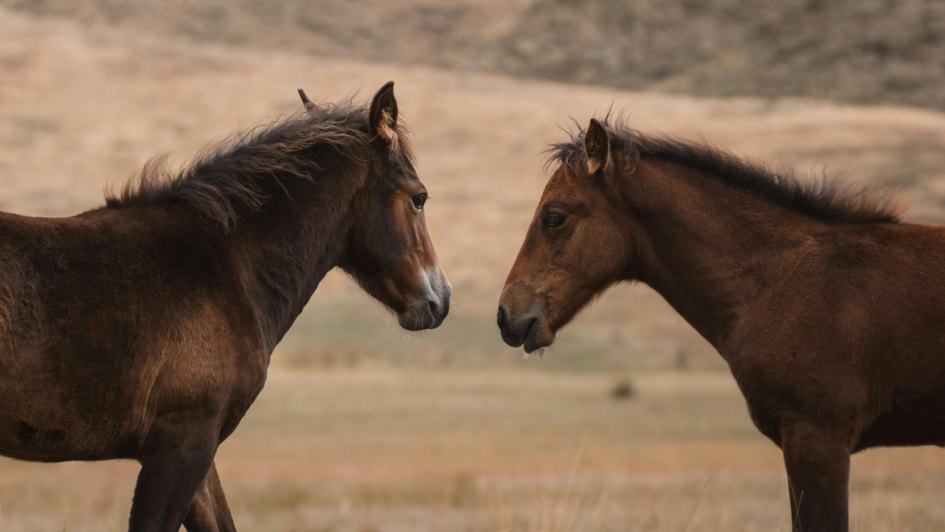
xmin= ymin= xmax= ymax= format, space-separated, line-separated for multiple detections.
xmin=132 ymin=248 xmax=269 ymax=447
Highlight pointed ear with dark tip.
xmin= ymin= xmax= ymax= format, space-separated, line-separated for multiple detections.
xmin=369 ymin=81 xmax=398 ymax=144
xmin=584 ymin=118 xmax=611 ymax=177
xmin=298 ymin=88 xmax=319 ymax=112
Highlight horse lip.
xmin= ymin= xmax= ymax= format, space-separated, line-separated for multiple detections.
xmin=397 ymin=307 xmax=428 ymax=331
xmin=429 ymin=309 xmax=447 ymax=329
xmin=398 ymin=296 xmax=448 ymax=331
xmin=522 ymin=320 xmax=551 ymax=353
xmin=501 ymin=316 xmax=537 ymax=348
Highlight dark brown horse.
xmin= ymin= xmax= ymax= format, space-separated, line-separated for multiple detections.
xmin=497 ymin=117 xmax=943 ymax=531
xmin=0 ymin=82 xmax=450 ymax=531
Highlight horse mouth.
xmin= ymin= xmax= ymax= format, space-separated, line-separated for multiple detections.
xmin=522 ymin=320 xmax=553 ymax=353
xmin=398 ymin=311 xmax=435 ymax=331
xmin=397 ymin=299 xmax=449 ymax=331
xmin=499 ymin=314 xmax=552 ymax=353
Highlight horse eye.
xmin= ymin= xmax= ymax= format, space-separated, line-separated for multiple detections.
xmin=543 ymin=213 xmax=566 ymax=229
xmin=411 ymin=193 xmax=428 ymax=211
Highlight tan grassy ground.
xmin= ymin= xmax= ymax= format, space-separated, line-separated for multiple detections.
xmin=2 ymin=7 xmax=945 ymax=531
xmin=1 ymin=370 xmax=944 ymax=531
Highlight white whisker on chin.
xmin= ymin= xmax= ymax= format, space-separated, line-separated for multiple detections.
xmin=521 ymin=347 xmax=547 ymax=360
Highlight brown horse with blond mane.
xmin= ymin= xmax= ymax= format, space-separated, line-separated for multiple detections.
xmin=498 ymin=116 xmax=943 ymax=531
xmin=0 ymin=82 xmax=450 ymax=531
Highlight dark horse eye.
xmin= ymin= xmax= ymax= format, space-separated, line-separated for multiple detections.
xmin=543 ymin=213 xmax=566 ymax=229
xmin=412 ymin=193 xmax=428 ymax=211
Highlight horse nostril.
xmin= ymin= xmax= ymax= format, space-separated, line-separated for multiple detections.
xmin=497 ymin=306 xmax=508 ymax=330
xmin=428 ymin=300 xmax=439 ymax=317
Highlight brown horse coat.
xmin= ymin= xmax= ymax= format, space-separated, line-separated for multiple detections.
xmin=499 ymin=117 xmax=941 ymax=531
xmin=0 ymin=83 xmax=450 ymax=531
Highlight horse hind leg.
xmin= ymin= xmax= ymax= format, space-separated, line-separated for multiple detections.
xmin=129 ymin=413 xmax=221 ymax=532
xmin=183 ymin=461 xmax=237 ymax=532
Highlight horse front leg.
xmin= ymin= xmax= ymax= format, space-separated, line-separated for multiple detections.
xmin=129 ymin=413 xmax=221 ymax=532
xmin=183 ymin=461 xmax=237 ymax=532
xmin=781 ymin=421 xmax=851 ymax=532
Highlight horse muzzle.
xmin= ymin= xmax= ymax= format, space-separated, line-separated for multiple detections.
xmin=497 ymin=283 xmax=554 ymax=353
xmin=398 ymin=268 xmax=451 ymax=331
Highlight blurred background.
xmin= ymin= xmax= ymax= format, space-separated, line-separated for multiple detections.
xmin=1 ymin=1 xmax=945 ymax=530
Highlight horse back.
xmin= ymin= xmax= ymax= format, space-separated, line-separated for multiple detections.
xmin=0 ymin=207 xmax=265 ymax=461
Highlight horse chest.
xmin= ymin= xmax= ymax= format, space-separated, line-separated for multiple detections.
xmin=739 ymin=392 xmax=786 ymax=445
xmin=726 ymin=358 xmax=833 ymax=447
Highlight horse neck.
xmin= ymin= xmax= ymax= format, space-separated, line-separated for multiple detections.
xmin=227 ymin=162 xmax=366 ymax=353
xmin=622 ymin=159 xmax=823 ymax=352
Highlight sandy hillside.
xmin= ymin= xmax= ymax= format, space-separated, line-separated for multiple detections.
xmin=4 ymin=0 xmax=945 ymax=109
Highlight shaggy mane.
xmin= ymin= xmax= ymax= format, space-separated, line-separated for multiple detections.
xmin=106 ymin=99 xmax=414 ymax=230
xmin=547 ymin=118 xmax=902 ymax=225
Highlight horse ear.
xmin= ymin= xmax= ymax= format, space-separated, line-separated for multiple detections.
xmin=369 ymin=81 xmax=398 ymax=145
xmin=297 ymin=88 xmax=319 ymax=112
xmin=584 ymin=118 xmax=611 ymax=176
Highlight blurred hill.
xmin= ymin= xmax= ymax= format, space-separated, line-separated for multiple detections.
xmin=3 ymin=0 xmax=945 ymax=109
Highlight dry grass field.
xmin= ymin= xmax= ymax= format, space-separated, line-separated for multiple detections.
xmin=3 ymin=6 xmax=945 ymax=531
xmin=2 ymin=371 xmax=945 ymax=530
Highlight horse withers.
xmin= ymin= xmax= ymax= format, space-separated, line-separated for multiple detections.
xmin=497 ymin=117 xmax=944 ymax=531
xmin=0 ymin=82 xmax=450 ymax=531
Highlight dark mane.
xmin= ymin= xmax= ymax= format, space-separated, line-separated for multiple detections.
xmin=106 ymin=99 xmax=414 ymax=230
xmin=547 ymin=118 xmax=902 ymax=225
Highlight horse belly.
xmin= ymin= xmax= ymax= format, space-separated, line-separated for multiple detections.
xmin=0 ymin=418 xmax=136 ymax=462
xmin=0 ymin=372 xmax=140 ymax=462
xmin=857 ymin=390 xmax=945 ymax=449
